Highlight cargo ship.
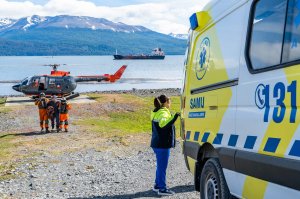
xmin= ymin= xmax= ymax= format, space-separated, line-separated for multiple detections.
xmin=113 ymin=48 xmax=165 ymax=60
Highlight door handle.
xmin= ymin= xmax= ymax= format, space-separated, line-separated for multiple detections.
xmin=209 ymin=106 xmax=218 ymax=110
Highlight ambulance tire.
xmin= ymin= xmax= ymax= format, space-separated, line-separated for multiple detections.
xmin=200 ymin=158 xmax=231 ymax=199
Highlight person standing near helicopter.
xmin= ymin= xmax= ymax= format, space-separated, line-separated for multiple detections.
xmin=47 ymin=95 xmax=60 ymax=132
xmin=59 ymin=97 xmax=72 ymax=132
xmin=35 ymin=92 xmax=50 ymax=133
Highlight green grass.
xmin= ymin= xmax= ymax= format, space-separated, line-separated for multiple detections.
xmin=0 ymin=98 xmax=6 ymax=107
xmin=82 ymin=110 xmax=150 ymax=136
xmin=0 ymin=134 xmax=39 ymax=180
xmin=0 ymin=135 xmax=15 ymax=159
xmin=87 ymin=93 xmax=147 ymax=105
xmin=0 ymin=165 xmax=15 ymax=181
xmin=78 ymin=94 xmax=181 ymax=137
xmin=0 ymin=134 xmax=17 ymax=180
xmin=0 ymin=108 xmax=11 ymax=114
xmin=0 ymin=98 xmax=11 ymax=113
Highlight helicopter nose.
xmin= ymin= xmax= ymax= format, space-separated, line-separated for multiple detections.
xmin=12 ymin=84 xmax=20 ymax=92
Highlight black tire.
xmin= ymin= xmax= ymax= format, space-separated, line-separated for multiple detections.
xmin=200 ymin=158 xmax=231 ymax=199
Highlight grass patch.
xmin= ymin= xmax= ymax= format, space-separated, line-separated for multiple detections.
xmin=0 ymin=165 xmax=15 ymax=181
xmin=87 ymin=93 xmax=147 ymax=106
xmin=80 ymin=109 xmax=151 ymax=136
xmin=0 ymin=107 xmax=11 ymax=114
xmin=0 ymin=98 xmax=6 ymax=107
xmin=0 ymin=98 xmax=11 ymax=113
xmin=0 ymin=134 xmax=18 ymax=180
xmin=0 ymin=133 xmax=43 ymax=180
xmin=78 ymin=94 xmax=181 ymax=138
xmin=0 ymin=135 xmax=15 ymax=160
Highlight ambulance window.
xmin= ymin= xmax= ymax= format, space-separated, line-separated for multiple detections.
xmin=182 ymin=31 xmax=191 ymax=93
xmin=184 ymin=30 xmax=192 ymax=66
xmin=248 ymin=0 xmax=288 ymax=70
xmin=282 ymin=0 xmax=300 ymax=63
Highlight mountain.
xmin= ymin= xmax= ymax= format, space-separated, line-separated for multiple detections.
xmin=0 ymin=18 xmax=17 ymax=31
xmin=0 ymin=15 xmax=186 ymax=56
xmin=0 ymin=15 xmax=151 ymax=33
xmin=168 ymin=33 xmax=188 ymax=40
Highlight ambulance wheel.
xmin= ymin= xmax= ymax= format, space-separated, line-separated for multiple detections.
xmin=200 ymin=158 xmax=231 ymax=199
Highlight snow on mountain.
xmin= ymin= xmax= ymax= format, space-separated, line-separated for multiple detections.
xmin=0 ymin=18 xmax=14 ymax=26
xmin=0 ymin=15 xmax=151 ymax=33
xmin=0 ymin=18 xmax=17 ymax=30
xmin=23 ymin=15 xmax=47 ymax=30
xmin=169 ymin=33 xmax=188 ymax=40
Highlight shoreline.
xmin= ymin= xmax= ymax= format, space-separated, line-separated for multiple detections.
xmin=0 ymin=88 xmax=181 ymax=98
xmin=83 ymin=88 xmax=181 ymax=97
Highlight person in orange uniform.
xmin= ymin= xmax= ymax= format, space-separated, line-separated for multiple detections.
xmin=59 ymin=98 xmax=71 ymax=132
xmin=35 ymin=92 xmax=50 ymax=133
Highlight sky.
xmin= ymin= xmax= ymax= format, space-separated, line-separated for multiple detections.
xmin=1 ymin=0 xmax=211 ymax=34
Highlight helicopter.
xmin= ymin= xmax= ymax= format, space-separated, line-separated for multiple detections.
xmin=12 ymin=64 xmax=127 ymax=99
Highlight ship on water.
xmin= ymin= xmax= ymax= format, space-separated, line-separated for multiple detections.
xmin=113 ymin=48 xmax=165 ymax=60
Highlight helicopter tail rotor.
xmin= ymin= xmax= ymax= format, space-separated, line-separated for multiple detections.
xmin=105 ymin=65 xmax=127 ymax=82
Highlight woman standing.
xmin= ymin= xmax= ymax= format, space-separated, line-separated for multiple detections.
xmin=151 ymin=94 xmax=180 ymax=196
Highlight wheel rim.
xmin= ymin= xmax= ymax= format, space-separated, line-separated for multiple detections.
xmin=204 ymin=174 xmax=219 ymax=199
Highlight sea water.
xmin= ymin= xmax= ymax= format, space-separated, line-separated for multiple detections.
xmin=0 ymin=56 xmax=184 ymax=96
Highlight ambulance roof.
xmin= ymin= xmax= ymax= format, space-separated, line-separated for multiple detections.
xmin=203 ymin=0 xmax=244 ymax=11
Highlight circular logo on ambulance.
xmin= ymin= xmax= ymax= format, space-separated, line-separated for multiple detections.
xmin=255 ymin=84 xmax=266 ymax=109
xmin=195 ymin=37 xmax=210 ymax=80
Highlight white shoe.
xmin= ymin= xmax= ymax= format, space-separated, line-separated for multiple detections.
xmin=158 ymin=189 xmax=175 ymax=196
xmin=152 ymin=186 xmax=159 ymax=192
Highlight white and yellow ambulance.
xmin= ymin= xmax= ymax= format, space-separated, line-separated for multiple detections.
xmin=181 ymin=0 xmax=300 ymax=198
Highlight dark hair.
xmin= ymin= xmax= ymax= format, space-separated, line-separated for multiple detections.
xmin=154 ymin=95 xmax=169 ymax=111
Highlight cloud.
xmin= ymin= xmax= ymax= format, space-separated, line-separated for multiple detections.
xmin=0 ymin=0 xmax=210 ymax=33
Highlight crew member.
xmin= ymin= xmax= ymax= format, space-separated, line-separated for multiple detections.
xmin=150 ymin=95 xmax=180 ymax=196
xmin=47 ymin=95 xmax=60 ymax=132
xmin=35 ymin=92 xmax=50 ymax=133
xmin=59 ymin=97 xmax=71 ymax=132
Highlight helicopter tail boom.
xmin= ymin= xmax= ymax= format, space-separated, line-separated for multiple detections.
xmin=75 ymin=65 xmax=127 ymax=83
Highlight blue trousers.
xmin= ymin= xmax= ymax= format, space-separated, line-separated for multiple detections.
xmin=153 ymin=148 xmax=170 ymax=190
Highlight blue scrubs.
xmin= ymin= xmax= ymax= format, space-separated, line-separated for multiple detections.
xmin=153 ymin=148 xmax=170 ymax=190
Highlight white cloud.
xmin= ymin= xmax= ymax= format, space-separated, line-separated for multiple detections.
xmin=0 ymin=0 xmax=211 ymax=33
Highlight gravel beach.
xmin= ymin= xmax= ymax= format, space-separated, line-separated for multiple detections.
xmin=0 ymin=89 xmax=199 ymax=199
xmin=0 ymin=140 xmax=198 ymax=199
xmin=84 ymin=88 xmax=181 ymax=97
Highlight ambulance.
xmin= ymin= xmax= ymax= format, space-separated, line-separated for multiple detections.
xmin=181 ymin=0 xmax=300 ymax=198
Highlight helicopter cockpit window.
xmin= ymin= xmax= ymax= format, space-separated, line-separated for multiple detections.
xmin=21 ymin=77 xmax=30 ymax=86
xmin=22 ymin=79 xmax=28 ymax=86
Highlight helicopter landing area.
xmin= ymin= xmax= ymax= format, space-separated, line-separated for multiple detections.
xmin=5 ymin=95 xmax=97 ymax=107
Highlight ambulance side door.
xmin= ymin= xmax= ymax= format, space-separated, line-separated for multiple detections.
xmin=236 ymin=0 xmax=300 ymax=198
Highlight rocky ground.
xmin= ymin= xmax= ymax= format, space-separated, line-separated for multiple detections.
xmin=0 ymin=89 xmax=199 ymax=199
xmin=0 ymin=140 xmax=197 ymax=199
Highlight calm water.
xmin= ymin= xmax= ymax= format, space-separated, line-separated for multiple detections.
xmin=0 ymin=56 xmax=184 ymax=96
